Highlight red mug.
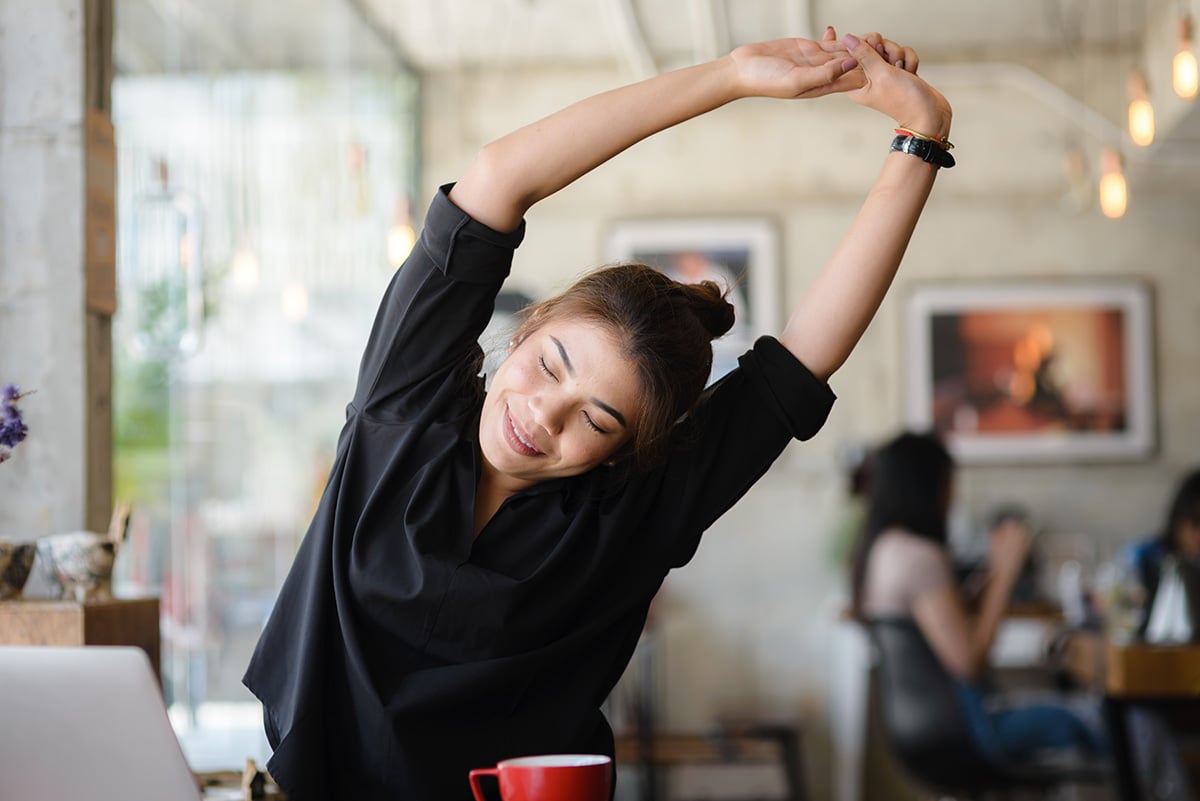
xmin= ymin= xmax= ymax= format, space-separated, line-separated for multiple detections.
xmin=468 ymin=754 xmax=612 ymax=801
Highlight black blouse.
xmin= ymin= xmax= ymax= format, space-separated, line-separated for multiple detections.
xmin=243 ymin=185 xmax=836 ymax=801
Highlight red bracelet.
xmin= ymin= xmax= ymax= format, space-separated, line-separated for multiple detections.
xmin=894 ymin=127 xmax=954 ymax=150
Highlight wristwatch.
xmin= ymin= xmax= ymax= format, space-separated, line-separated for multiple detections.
xmin=890 ymin=134 xmax=956 ymax=169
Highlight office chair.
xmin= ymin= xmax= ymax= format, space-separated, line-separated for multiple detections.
xmin=867 ymin=617 xmax=1110 ymax=799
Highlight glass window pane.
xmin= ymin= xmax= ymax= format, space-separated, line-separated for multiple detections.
xmin=112 ymin=66 xmax=417 ymax=770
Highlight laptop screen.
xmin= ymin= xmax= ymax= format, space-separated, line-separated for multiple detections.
xmin=0 ymin=646 xmax=202 ymax=801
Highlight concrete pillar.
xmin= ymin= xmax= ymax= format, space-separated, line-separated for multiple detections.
xmin=0 ymin=0 xmax=114 ymax=535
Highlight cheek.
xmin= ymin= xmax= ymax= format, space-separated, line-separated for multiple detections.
xmin=559 ymin=431 xmax=621 ymax=466
xmin=1179 ymin=523 xmax=1200 ymax=558
xmin=491 ymin=356 xmax=535 ymax=394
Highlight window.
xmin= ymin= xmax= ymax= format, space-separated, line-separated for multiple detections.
xmin=112 ymin=67 xmax=417 ymax=769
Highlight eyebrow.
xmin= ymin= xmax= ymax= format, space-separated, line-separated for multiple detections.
xmin=550 ymin=336 xmax=628 ymax=428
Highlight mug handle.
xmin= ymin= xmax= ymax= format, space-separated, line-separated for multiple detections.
xmin=468 ymin=767 xmax=500 ymax=801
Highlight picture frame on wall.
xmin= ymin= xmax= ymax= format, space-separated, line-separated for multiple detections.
xmin=904 ymin=281 xmax=1155 ymax=463
xmin=605 ymin=218 xmax=779 ymax=384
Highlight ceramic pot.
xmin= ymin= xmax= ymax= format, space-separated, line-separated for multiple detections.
xmin=36 ymin=532 xmax=117 ymax=602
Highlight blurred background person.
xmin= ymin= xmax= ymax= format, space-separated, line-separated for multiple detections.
xmin=1125 ymin=467 xmax=1200 ymax=608
xmin=850 ymin=431 xmax=1108 ymax=763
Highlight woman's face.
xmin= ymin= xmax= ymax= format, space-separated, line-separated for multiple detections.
xmin=1176 ymin=517 xmax=1200 ymax=560
xmin=479 ymin=318 xmax=640 ymax=490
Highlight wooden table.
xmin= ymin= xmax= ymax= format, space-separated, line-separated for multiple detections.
xmin=614 ymin=722 xmax=808 ymax=801
xmin=1065 ymin=632 xmax=1200 ymax=801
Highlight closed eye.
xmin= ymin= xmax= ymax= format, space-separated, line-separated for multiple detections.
xmin=582 ymin=411 xmax=607 ymax=434
xmin=538 ymin=356 xmax=558 ymax=381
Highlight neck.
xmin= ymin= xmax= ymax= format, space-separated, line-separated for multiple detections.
xmin=474 ymin=456 xmax=529 ymax=537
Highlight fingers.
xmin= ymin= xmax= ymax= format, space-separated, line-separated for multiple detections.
xmin=810 ymin=53 xmax=861 ymax=94
xmin=881 ymin=38 xmax=904 ymax=67
xmin=845 ymin=32 xmax=920 ymax=73
xmin=841 ymin=32 xmax=887 ymax=70
xmin=796 ymin=65 xmax=866 ymax=99
xmin=822 ymin=25 xmax=837 ymax=42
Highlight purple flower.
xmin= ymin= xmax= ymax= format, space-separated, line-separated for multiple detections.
xmin=0 ymin=419 xmax=27 ymax=448
xmin=0 ymin=383 xmax=30 ymax=462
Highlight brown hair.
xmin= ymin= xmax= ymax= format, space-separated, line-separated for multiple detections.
xmin=511 ymin=263 xmax=735 ymax=469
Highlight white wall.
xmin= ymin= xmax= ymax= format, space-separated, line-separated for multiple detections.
xmin=421 ymin=60 xmax=1200 ymax=799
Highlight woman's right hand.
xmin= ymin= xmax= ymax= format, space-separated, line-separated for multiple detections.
xmin=840 ymin=31 xmax=953 ymax=139
xmin=988 ymin=519 xmax=1033 ymax=581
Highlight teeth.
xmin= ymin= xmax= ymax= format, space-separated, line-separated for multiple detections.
xmin=510 ymin=414 xmax=537 ymax=451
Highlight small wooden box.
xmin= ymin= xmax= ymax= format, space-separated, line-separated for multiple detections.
xmin=0 ymin=597 xmax=161 ymax=679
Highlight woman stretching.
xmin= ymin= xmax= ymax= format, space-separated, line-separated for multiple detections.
xmin=245 ymin=28 xmax=953 ymax=800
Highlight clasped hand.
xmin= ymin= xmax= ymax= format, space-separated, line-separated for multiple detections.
xmin=728 ymin=27 xmax=951 ymax=138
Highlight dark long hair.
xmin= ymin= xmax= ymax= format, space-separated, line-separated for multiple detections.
xmin=849 ymin=431 xmax=955 ymax=618
xmin=511 ymin=263 xmax=735 ymax=469
xmin=1161 ymin=468 xmax=1200 ymax=553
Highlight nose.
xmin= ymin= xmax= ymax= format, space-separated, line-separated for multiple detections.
xmin=528 ymin=390 xmax=570 ymax=436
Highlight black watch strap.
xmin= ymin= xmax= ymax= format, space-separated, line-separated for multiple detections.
xmin=890 ymin=134 xmax=956 ymax=169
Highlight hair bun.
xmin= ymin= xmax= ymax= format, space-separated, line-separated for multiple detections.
xmin=680 ymin=280 xmax=736 ymax=339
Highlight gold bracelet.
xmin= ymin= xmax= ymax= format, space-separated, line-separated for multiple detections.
xmin=894 ymin=127 xmax=954 ymax=150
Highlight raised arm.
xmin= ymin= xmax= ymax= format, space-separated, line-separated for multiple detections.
xmin=449 ymin=37 xmax=864 ymax=232
xmin=780 ymin=32 xmax=953 ymax=382
xmin=913 ymin=520 xmax=1032 ymax=681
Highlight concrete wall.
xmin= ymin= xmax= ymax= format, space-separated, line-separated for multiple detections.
xmin=420 ymin=57 xmax=1200 ymax=798
xmin=0 ymin=0 xmax=111 ymax=537
xmin=0 ymin=0 xmax=90 ymax=535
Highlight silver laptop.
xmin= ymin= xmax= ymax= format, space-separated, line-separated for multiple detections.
xmin=0 ymin=645 xmax=202 ymax=800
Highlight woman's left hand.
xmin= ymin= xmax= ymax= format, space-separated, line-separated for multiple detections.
xmin=839 ymin=29 xmax=952 ymax=138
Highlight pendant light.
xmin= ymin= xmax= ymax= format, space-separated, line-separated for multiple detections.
xmin=1098 ymin=148 xmax=1127 ymax=219
xmin=1175 ymin=15 xmax=1198 ymax=99
xmin=1126 ymin=71 xmax=1155 ymax=147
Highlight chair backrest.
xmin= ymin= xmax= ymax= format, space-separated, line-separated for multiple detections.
xmin=866 ymin=617 xmax=1007 ymax=794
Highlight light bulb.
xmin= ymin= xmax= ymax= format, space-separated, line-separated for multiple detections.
xmin=1176 ymin=17 xmax=1198 ymax=100
xmin=388 ymin=223 xmax=416 ymax=267
xmin=282 ymin=282 xmax=309 ymax=322
xmin=231 ymin=247 xmax=260 ymax=292
xmin=1098 ymin=148 xmax=1127 ymax=220
xmin=1127 ymin=99 xmax=1155 ymax=146
xmin=179 ymin=233 xmax=191 ymax=272
xmin=1175 ymin=49 xmax=1199 ymax=99
xmin=1123 ymin=98 xmax=1152 ymax=146
xmin=1125 ymin=71 xmax=1154 ymax=147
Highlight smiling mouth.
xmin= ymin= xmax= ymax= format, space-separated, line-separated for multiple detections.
xmin=504 ymin=407 xmax=544 ymax=456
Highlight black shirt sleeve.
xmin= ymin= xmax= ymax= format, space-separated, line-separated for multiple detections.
xmin=644 ymin=336 xmax=837 ymax=568
xmin=351 ymin=184 xmax=526 ymax=421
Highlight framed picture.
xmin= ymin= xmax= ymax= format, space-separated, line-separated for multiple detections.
xmin=905 ymin=281 xmax=1155 ymax=463
xmin=606 ymin=218 xmax=779 ymax=383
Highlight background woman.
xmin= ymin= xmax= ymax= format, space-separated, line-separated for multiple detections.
xmin=1127 ymin=467 xmax=1200 ymax=605
xmin=245 ymin=29 xmax=953 ymax=800
xmin=850 ymin=431 xmax=1108 ymax=762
